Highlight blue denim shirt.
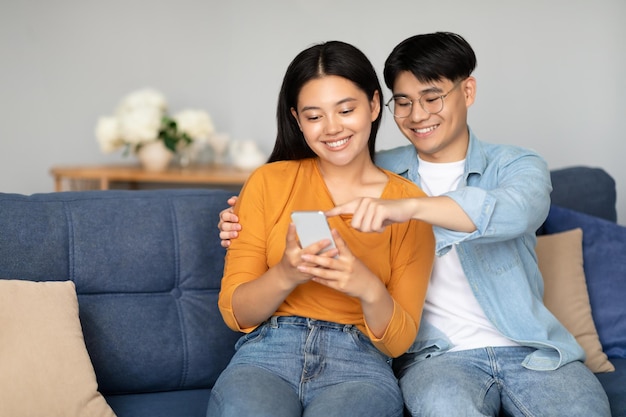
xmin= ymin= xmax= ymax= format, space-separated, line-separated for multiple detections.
xmin=375 ymin=128 xmax=585 ymax=371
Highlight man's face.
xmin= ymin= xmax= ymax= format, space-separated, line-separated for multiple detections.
xmin=390 ymin=71 xmax=475 ymax=163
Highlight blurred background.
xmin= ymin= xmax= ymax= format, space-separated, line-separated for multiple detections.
xmin=1 ymin=0 xmax=624 ymax=223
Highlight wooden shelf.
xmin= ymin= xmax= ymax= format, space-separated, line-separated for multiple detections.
xmin=50 ymin=164 xmax=252 ymax=192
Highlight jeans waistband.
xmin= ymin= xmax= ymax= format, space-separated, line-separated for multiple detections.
xmin=269 ymin=316 xmax=357 ymax=333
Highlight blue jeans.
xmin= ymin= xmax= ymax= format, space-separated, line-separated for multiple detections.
xmin=394 ymin=346 xmax=610 ymax=417
xmin=207 ymin=316 xmax=403 ymax=417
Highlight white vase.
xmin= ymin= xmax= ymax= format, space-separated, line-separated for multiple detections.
xmin=230 ymin=139 xmax=266 ymax=170
xmin=137 ymin=141 xmax=174 ymax=172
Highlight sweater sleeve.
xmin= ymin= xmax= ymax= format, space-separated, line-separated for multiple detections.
xmin=217 ymin=167 xmax=272 ymax=333
xmin=364 ymin=177 xmax=435 ymax=357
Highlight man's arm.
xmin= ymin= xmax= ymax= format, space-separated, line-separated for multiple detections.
xmin=219 ymin=193 xmax=475 ymax=245
xmin=325 ymin=195 xmax=476 ymax=233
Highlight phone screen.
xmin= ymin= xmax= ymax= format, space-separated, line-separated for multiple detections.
xmin=291 ymin=211 xmax=336 ymax=254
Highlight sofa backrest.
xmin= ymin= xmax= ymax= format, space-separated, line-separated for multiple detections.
xmin=0 ymin=189 xmax=240 ymax=395
xmin=549 ymin=166 xmax=617 ymax=222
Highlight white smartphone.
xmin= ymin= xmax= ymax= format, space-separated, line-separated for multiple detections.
xmin=291 ymin=211 xmax=336 ymax=254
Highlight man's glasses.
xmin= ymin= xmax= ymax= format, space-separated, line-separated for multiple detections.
xmin=385 ymin=78 xmax=465 ymax=118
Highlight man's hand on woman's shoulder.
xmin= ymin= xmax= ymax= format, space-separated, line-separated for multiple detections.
xmin=218 ymin=196 xmax=240 ymax=248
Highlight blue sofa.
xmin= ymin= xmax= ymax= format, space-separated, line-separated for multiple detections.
xmin=0 ymin=166 xmax=624 ymax=417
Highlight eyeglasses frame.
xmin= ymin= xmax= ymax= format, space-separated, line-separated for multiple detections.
xmin=385 ymin=78 xmax=467 ymax=118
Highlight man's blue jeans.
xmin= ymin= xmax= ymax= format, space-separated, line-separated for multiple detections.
xmin=207 ymin=316 xmax=403 ymax=417
xmin=395 ymin=346 xmax=611 ymax=417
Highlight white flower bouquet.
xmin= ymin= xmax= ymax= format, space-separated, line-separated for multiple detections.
xmin=95 ymin=88 xmax=215 ymax=156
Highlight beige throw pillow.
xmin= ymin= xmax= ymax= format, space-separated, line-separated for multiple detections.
xmin=537 ymin=228 xmax=614 ymax=373
xmin=0 ymin=279 xmax=116 ymax=417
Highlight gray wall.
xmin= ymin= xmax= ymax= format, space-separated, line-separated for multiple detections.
xmin=2 ymin=0 xmax=625 ymax=224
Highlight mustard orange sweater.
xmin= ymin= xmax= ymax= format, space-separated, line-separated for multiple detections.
xmin=219 ymin=158 xmax=434 ymax=357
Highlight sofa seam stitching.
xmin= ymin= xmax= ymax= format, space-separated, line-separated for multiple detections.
xmin=63 ymin=200 xmax=75 ymax=284
xmin=170 ymin=197 xmax=190 ymax=388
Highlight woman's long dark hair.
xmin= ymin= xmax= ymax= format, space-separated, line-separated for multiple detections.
xmin=267 ymin=41 xmax=383 ymax=163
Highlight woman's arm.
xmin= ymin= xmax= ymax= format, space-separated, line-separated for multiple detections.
xmin=297 ymin=219 xmax=434 ymax=357
xmin=298 ymin=229 xmax=395 ymax=339
xmin=226 ymin=224 xmax=334 ymax=330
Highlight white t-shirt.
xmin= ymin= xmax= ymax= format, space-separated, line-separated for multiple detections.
xmin=418 ymin=157 xmax=518 ymax=351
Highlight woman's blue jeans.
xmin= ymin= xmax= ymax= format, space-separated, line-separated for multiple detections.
xmin=394 ymin=346 xmax=611 ymax=417
xmin=207 ymin=316 xmax=403 ymax=417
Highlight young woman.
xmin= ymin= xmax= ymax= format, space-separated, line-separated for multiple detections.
xmin=206 ymin=41 xmax=434 ymax=417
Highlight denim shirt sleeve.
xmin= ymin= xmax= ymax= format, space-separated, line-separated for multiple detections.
xmin=433 ymin=150 xmax=552 ymax=256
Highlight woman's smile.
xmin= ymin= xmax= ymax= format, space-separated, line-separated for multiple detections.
xmin=324 ymin=136 xmax=351 ymax=149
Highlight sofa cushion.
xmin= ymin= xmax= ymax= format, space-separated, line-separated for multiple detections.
xmin=0 ymin=189 xmax=240 ymax=395
xmin=543 ymin=205 xmax=626 ymax=359
xmin=0 ymin=279 xmax=115 ymax=417
xmin=536 ymin=228 xmax=613 ymax=372
xmin=105 ymin=388 xmax=210 ymax=417
xmin=595 ymin=358 xmax=626 ymax=417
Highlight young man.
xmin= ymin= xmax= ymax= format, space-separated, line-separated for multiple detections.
xmin=218 ymin=32 xmax=610 ymax=416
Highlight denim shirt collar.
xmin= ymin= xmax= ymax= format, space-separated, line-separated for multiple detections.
xmin=464 ymin=128 xmax=487 ymax=179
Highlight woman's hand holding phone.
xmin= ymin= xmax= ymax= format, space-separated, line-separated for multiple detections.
xmin=276 ymin=222 xmax=338 ymax=288
xmin=291 ymin=211 xmax=384 ymax=302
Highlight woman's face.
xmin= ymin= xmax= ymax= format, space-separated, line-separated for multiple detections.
xmin=291 ymin=75 xmax=380 ymax=167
